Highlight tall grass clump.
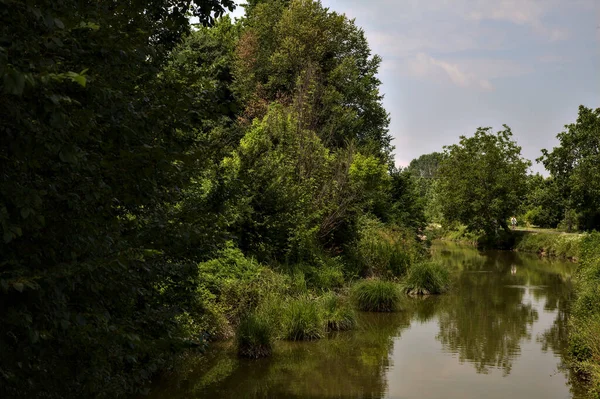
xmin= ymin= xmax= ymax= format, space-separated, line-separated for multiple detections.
xmin=321 ymin=292 xmax=356 ymax=331
xmin=236 ymin=312 xmax=274 ymax=359
xmin=352 ymin=279 xmax=402 ymax=312
xmin=403 ymin=261 xmax=450 ymax=295
xmin=282 ymin=296 xmax=324 ymax=341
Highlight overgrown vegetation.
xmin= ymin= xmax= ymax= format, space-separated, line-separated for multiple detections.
xmin=0 ymin=1 xmax=432 ymax=396
xmin=2 ymin=0 xmax=597 ymax=396
xmin=569 ymin=232 xmax=600 ymax=397
xmin=514 ymin=232 xmax=583 ymax=260
xmin=352 ymin=279 xmax=403 ymax=312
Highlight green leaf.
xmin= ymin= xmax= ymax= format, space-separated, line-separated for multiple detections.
xmin=13 ymin=282 xmax=24 ymax=292
xmin=3 ymin=231 xmax=12 ymax=243
xmin=21 ymin=207 xmax=33 ymax=219
xmin=66 ymin=71 xmax=87 ymax=88
xmin=54 ymin=18 xmax=65 ymax=29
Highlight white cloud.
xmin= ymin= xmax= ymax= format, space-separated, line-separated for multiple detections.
xmin=406 ymin=53 xmax=494 ymax=90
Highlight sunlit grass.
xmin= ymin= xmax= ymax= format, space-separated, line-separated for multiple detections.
xmin=321 ymin=292 xmax=356 ymax=331
xmin=403 ymin=261 xmax=449 ymax=295
xmin=351 ymin=279 xmax=402 ymax=312
xmin=236 ymin=312 xmax=274 ymax=359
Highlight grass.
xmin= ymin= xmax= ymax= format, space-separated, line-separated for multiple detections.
xmin=236 ymin=312 xmax=274 ymax=359
xmin=351 ymin=279 xmax=402 ymax=312
xmin=282 ymin=296 xmax=324 ymax=341
xmin=321 ymin=292 xmax=356 ymax=331
xmin=514 ymin=231 xmax=583 ymax=259
xmin=569 ymin=232 xmax=600 ymax=397
xmin=403 ymin=261 xmax=450 ymax=295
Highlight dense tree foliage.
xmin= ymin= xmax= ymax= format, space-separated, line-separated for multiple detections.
xmin=234 ymin=0 xmax=391 ymax=157
xmin=437 ymin=126 xmax=531 ymax=236
xmin=520 ymin=174 xmax=564 ymax=228
xmin=539 ymin=105 xmax=600 ymax=231
xmin=0 ymin=1 xmax=421 ymax=397
xmin=0 ymin=1 xmax=237 ymax=397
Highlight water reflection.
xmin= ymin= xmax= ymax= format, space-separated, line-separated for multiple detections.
xmin=434 ymin=250 xmax=540 ymax=376
xmin=144 ymin=243 xmax=584 ymax=399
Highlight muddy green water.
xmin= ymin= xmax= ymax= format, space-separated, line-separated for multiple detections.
xmin=146 ymin=242 xmax=587 ymax=398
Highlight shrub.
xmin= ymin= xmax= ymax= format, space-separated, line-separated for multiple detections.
xmin=282 ymin=296 xmax=325 ymax=340
xmin=236 ymin=313 xmax=274 ymax=359
xmin=403 ymin=261 xmax=450 ymax=295
xmin=352 ymin=279 xmax=402 ymax=312
xmin=321 ymin=292 xmax=356 ymax=331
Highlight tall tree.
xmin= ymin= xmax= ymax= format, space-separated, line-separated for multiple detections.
xmin=233 ymin=0 xmax=391 ymax=158
xmin=438 ymin=126 xmax=531 ymax=236
xmin=539 ymin=105 xmax=600 ymax=231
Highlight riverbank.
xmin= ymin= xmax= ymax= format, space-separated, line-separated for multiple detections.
xmin=142 ymin=242 xmax=586 ymax=399
xmin=434 ymin=225 xmax=583 ymax=260
xmin=436 ymin=226 xmax=599 ymax=397
xmin=570 ymin=232 xmax=600 ymax=398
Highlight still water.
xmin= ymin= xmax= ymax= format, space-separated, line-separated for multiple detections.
xmin=146 ymin=242 xmax=587 ymax=398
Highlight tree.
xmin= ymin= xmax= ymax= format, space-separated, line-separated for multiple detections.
xmin=0 ymin=1 xmax=234 ymax=397
xmin=539 ymin=105 xmax=600 ymax=231
xmin=233 ymin=0 xmax=391 ymax=158
xmin=438 ymin=126 xmax=531 ymax=236
xmin=406 ymin=152 xmax=443 ymax=179
xmin=521 ymin=174 xmax=563 ymax=228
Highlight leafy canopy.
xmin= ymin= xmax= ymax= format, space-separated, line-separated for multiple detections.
xmin=438 ymin=126 xmax=531 ymax=235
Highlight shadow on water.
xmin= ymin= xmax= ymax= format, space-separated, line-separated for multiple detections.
xmin=143 ymin=242 xmax=587 ymax=399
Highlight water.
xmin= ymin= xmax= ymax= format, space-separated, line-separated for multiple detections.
xmin=145 ymin=242 xmax=587 ymax=398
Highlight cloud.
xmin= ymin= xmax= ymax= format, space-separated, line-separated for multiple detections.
xmin=466 ymin=0 xmax=570 ymax=41
xmin=406 ymin=53 xmax=494 ymax=90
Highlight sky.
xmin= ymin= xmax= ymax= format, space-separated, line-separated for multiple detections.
xmin=231 ymin=0 xmax=600 ymax=174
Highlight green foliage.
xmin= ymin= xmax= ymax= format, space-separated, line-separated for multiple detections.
xmin=321 ymin=292 xmax=357 ymax=331
xmin=520 ymin=174 xmax=563 ymax=228
xmin=347 ymin=215 xmax=418 ymax=278
xmin=514 ymin=232 xmax=582 ymax=260
xmin=403 ymin=261 xmax=450 ymax=295
xmin=0 ymin=1 xmax=236 ymax=397
xmin=351 ymin=279 xmax=402 ymax=312
xmin=281 ymin=296 xmax=325 ymax=340
xmin=236 ymin=312 xmax=274 ymax=359
xmin=0 ymin=0 xmax=428 ymax=395
xmin=235 ymin=0 xmax=391 ymax=156
xmin=438 ymin=126 xmax=531 ymax=237
xmin=540 ymin=106 xmax=600 ymax=231
xmin=569 ymin=232 xmax=600 ymax=396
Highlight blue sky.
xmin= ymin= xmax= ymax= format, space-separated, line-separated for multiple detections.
xmin=231 ymin=0 xmax=600 ymax=173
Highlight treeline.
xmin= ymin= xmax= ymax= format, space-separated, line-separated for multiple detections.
xmin=0 ymin=1 xmax=428 ymax=397
xmin=406 ymin=105 xmax=600 ymax=239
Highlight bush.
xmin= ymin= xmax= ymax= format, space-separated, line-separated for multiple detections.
xmin=236 ymin=313 xmax=274 ymax=359
xmin=403 ymin=261 xmax=450 ymax=295
xmin=282 ymin=296 xmax=325 ymax=341
xmin=352 ymin=279 xmax=402 ymax=312
xmin=321 ymin=292 xmax=356 ymax=331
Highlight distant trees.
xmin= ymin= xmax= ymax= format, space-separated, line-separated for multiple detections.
xmin=539 ymin=105 xmax=600 ymax=231
xmin=437 ymin=126 xmax=531 ymax=236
